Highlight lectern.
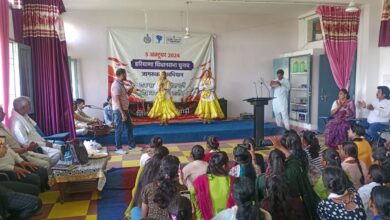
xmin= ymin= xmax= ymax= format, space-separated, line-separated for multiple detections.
xmin=244 ymin=97 xmax=274 ymax=149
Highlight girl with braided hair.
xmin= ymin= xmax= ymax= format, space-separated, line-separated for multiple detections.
xmin=341 ymin=141 xmax=369 ymax=189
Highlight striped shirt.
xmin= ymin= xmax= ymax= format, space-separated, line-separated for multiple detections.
xmin=304 ymin=146 xmax=324 ymax=171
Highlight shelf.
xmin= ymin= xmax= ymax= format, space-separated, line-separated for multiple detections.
xmin=290 ymin=103 xmax=308 ymax=106
xmin=290 ymin=72 xmax=308 ymax=75
xmin=291 ymin=88 xmax=308 ymax=91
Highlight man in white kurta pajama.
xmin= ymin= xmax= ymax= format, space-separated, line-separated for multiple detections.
xmin=271 ymin=69 xmax=290 ymax=129
xmin=10 ymin=97 xmax=61 ymax=166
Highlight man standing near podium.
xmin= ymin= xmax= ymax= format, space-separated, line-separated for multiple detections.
xmin=270 ymin=69 xmax=290 ymax=129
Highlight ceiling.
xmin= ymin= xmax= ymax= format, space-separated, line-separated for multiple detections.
xmin=63 ymin=0 xmax=369 ymax=16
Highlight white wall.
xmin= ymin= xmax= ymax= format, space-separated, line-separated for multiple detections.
xmin=63 ymin=10 xmax=298 ymax=120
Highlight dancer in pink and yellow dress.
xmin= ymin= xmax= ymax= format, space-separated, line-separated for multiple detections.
xmin=148 ymin=71 xmax=180 ymax=125
xmin=195 ymin=69 xmax=224 ymax=124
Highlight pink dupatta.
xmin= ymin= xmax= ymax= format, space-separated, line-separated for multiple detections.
xmin=192 ymin=174 xmax=235 ymax=220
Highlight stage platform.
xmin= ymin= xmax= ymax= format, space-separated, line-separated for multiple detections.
xmin=85 ymin=119 xmax=285 ymax=146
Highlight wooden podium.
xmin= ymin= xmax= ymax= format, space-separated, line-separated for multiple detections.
xmin=244 ymin=97 xmax=274 ymax=149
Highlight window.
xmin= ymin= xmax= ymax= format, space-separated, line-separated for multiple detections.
xmin=307 ymin=17 xmax=323 ymax=42
xmin=68 ymin=57 xmax=79 ymax=99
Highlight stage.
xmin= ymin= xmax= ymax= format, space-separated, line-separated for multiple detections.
xmin=88 ymin=119 xmax=285 ymax=146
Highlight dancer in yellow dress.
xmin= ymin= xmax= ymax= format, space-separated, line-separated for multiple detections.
xmin=195 ymin=69 xmax=225 ymax=124
xmin=148 ymin=71 xmax=180 ymax=125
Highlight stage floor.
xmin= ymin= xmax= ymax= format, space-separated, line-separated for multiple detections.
xmin=90 ymin=119 xmax=285 ymax=145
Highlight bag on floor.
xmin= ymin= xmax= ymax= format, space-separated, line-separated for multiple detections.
xmin=65 ymin=139 xmax=89 ymax=165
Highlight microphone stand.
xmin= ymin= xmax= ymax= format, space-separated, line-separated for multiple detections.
xmin=85 ymin=105 xmax=104 ymax=110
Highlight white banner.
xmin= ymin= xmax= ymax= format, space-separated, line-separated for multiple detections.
xmin=107 ymin=28 xmax=215 ymax=102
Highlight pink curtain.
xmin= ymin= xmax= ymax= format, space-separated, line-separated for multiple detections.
xmin=0 ymin=0 xmax=10 ymax=127
xmin=23 ymin=0 xmax=75 ymax=137
xmin=379 ymin=0 xmax=390 ymax=46
xmin=316 ymin=6 xmax=360 ymax=90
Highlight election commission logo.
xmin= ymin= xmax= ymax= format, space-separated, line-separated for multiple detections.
xmin=144 ymin=34 xmax=152 ymax=44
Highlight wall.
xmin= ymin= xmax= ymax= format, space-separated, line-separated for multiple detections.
xmin=63 ymin=10 xmax=299 ymax=120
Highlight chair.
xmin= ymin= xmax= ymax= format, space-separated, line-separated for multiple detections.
xmin=35 ymin=126 xmax=69 ymax=145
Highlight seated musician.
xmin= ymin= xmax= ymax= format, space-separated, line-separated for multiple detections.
xmin=74 ymin=98 xmax=101 ymax=126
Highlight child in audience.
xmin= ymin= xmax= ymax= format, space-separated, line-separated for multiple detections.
xmin=277 ymin=130 xmax=320 ymax=220
xmin=372 ymin=147 xmax=390 ymax=183
xmin=261 ymin=175 xmax=304 ymax=220
xmin=301 ymin=130 xmax=324 ymax=171
xmin=229 ymin=145 xmax=257 ymax=182
xmin=181 ymin=145 xmax=208 ymax=189
xmin=167 ymin=196 xmax=193 ymax=220
xmin=243 ymin=137 xmax=266 ymax=174
xmin=141 ymin=155 xmax=184 ymax=219
xmin=130 ymin=146 xmax=169 ymax=219
xmin=190 ymin=152 xmax=234 ymax=220
xmin=369 ymin=186 xmax=390 ymax=220
xmin=358 ymin=165 xmax=387 ymax=219
xmin=204 ymin=136 xmax=220 ymax=162
xmin=314 ymin=149 xmax=342 ymax=199
xmin=213 ymin=176 xmax=271 ymax=220
xmin=341 ymin=141 xmax=369 ymax=189
xmin=317 ymin=166 xmax=366 ymax=220
xmin=348 ymin=124 xmax=373 ymax=168
xmin=139 ymin=136 xmax=163 ymax=166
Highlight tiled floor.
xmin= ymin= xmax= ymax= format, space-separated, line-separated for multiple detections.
xmin=32 ymin=138 xmax=272 ymax=220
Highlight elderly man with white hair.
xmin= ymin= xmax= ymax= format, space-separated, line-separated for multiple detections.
xmin=0 ymin=105 xmax=51 ymax=170
xmin=10 ymin=96 xmax=61 ymax=166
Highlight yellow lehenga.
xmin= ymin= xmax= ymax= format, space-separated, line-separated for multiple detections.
xmin=195 ymin=78 xmax=225 ymax=120
xmin=148 ymin=79 xmax=180 ymax=120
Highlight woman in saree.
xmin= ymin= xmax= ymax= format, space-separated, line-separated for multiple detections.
xmin=324 ymin=89 xmax=356 ymax=148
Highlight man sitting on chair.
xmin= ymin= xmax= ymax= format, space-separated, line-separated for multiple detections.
xmin=10 ymin=96 xmax=61 ymax=166
xmin=358 ymin=86 xmax=390 ymax=142
xmin=0 ymin=105 xmax=51 ymax=170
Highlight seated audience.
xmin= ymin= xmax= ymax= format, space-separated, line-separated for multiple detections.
xmin=314 ymin=149 xmax=342 ymax=200
xmin=348 ymin=124 xmax=373 ymax=168
xmin=358 ymin=165 xmax=387 ymax=219
xmin=167 ymin=196 xmax=193 ymax=220
xmin=103 ymin=96 xmax=114 ymax=126
xmin=141 ymin=155 xmax=184 ymax=219
xmin=0 ymin=143 xmax=48 ymax=192
xmin=0 ymin=182 xmax=42 ymax=219
xmin=358 ymin=86 xmax=390 ymax=143
xmin=190 ymin=152 xmax=234 ymax=220
xmin=255 ymin=149 xmax=286 ymax=202
xmin=182 ymin=145 xmax=208 ymax=189
xmin=204 ymin=136 xmax=220 ymax=162
xmin=229 ymin=145 xmax=257 ymax=182
xmin=11 ymin=96 xmax=61 ymax=166
xmin=324 ymin=89 xmax=356 ymax=148
xmin=372 ymin=147 xmax=390 ymax=181
xmin=243 ymin=137 xmax=266 ymax=174
xmin=369 ymin=186 xmax=390 ymax=220
xmin=301 ymin=130 xmax=324 ymax=171
xmin=139 ymin=136 xmax=163 ymax=166
xmin=276 ymin=130 xmax=320 ymax=220
xmin=340 ymin=141 xmax=369 ymax=189
xmin=214 ymin=176 xmax=271 ymax=220
xmin=261 ymin=175 xmax=304 ymax=220
xmin=74 ymin=98 xmax=100 ymax=125
xmin=317 ymin=166 xmax=366 ymax=220
xmin=0 ymin=105 xmax=51 ymax=170
xmin=129 ymin=146 xmax=169 ymax=220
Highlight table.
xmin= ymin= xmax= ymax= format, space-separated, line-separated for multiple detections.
xmin=51 ymin=148 xmax=109 ymax=203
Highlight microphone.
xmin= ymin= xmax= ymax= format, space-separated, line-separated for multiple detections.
xmin=84 ymin=105 xmax=103 ymax=110
xmin=253 ymin=82 xmax=259 ymax=98
xmin=260 ymin=77 xmax=271 ymax=98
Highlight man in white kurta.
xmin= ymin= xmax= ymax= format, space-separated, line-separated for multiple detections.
xmin=10 ymin=97 xmax=61 ymax=166
xmin=271 ymin=69 xmax=290 ymax=129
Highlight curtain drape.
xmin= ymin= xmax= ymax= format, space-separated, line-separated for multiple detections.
xmin=379 ymin=0 xmax=390 ymax=46
xmin=316 ymin=5 xmax=360 ymax=90
xmin=23 ymin=0 xmax=75 ymax=137
xmin=0 ymin=0 xmax=10 ymax=127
